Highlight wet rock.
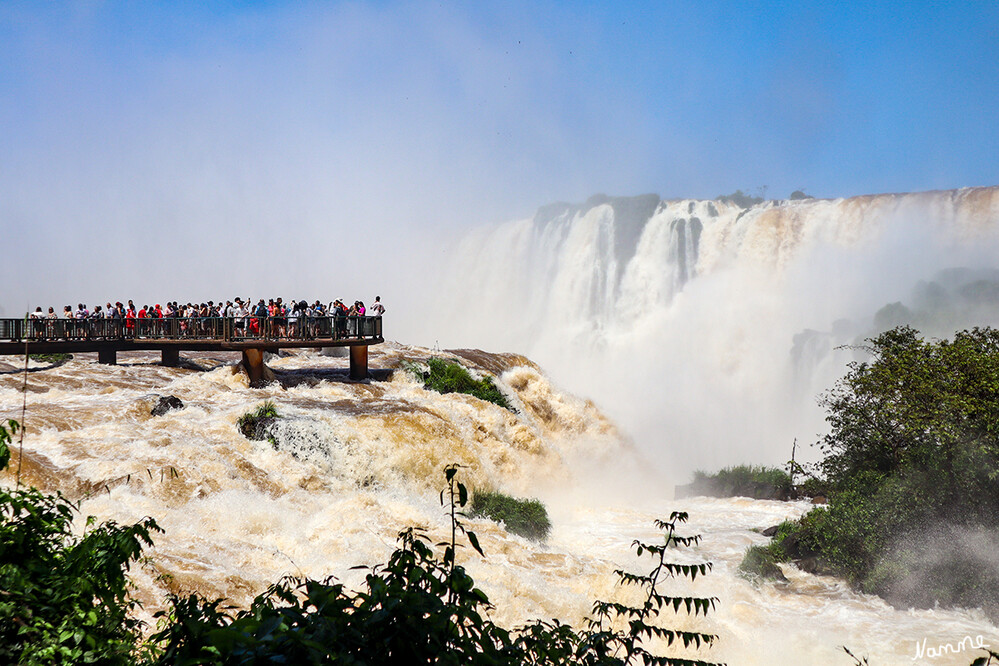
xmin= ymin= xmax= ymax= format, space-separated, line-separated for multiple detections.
xmin=761 ymin=525 xmax=780 ymax=537
xmin=151 ymin=395 xmax=184 ymax=416
xmin=811 ymin=495 xmax=828 ymax=504
xmin=795 ymin=556 xmax=837 ymax=576
xmin=247 ymin=417 xmax=278 ymax=442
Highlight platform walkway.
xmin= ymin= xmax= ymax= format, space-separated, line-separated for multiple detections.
xmin=0 ymin=316 xmax=383 ymax=382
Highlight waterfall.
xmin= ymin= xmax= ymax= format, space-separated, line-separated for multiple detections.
xmin=431 ymin=186 xmax=999 ymax=474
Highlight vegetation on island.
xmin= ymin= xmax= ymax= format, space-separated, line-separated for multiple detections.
xmin=28 ymin=353 xmax=73 ymax=365
xmin=236 ymin=400 xmax=280 ymax=448
xmin=742 ymin=326 xmax=999 ymax=615
xmin=738 ymin=521 xmax=798 ymax=581
xmin=0 ymin=433 xmax=723 ymax=665
xmin=404 ymin=357 xmax=513 ymax=411
xmin=680 ymin=465 xmax=793 ymax=500
xmin=715 ymin=189 xmax=765 ymax=208
xmin=470 ymin=489 xmax=551 ymax=540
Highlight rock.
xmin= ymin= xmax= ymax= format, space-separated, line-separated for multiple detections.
xmin=250 ymin=417 xmax=278 ymax=442
xmin=795 ymin=556 xmax=837 ymax=576
xmin=151 ymin=395 xmax=184 ymax=416
xmin=780 ymin=531 xmax=803 ymax=559
xmin=761 ymin=525 xmax=779 ymax=537
xmin=238 ymin=415 xmax=278 ymax=442
xmin=811 ymin=495 xmax=828 ymax=504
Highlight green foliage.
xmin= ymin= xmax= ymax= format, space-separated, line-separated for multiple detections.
xmin=792 ymin=327 xmax=999 ymax=611
xmin=715 ymin=189 xmax=763 ymax=208
xmin=0 ymin=418 xmax=16 ymax=471
xmin=471 ymin=490 xmax=552 ymax=540
xmin=148 ymin=467 xmax=723 ymax=666
xmin=28 ymin=353 xmax=73 ymax=364
xmin=408 ymin=357 xmax=512 ymax=410
xmin=739 ymin=521 xmax=800 ymax=581
xmin=0 ymin=419 xmax=161 ymax=665
xmin=788 ymin=190 xmax=813 ymax=200
xmin=797 ymin=475 xmax=830 ymax=498
xmin=738 ymin=545 xmax=785 ymax=581
xmin=236 ymin=400 xmax=280 ymax=441
xmin=690 ymin=465 xmax=792 ymax=500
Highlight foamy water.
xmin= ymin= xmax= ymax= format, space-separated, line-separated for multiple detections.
xmin=1 ymin=348 xmax=995 ymax=665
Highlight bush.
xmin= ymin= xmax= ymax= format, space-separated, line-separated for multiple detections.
xmin=407 ymin=358 xmax=512 ymax=410
xmin=798 ymin=475 xmax=831 ymax=498
xmin=0 ymin=419 xmax=160 ymax=665
xmin=739 ymin=520 xmax=804 ymax=581
xmin=28 ymin=353 xmax=72 ymax=364
xmin=470 ymin=490 xmax=551 ymax=540
xmin=236 ymin=400 xmax=280 ymax=443
xmin=739 ymin=544 xmax=786 ymax=581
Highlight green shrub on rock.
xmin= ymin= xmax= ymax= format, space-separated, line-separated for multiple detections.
xmin=405 ymin=357 xmax=512 ymax=410
xmin=237 ymin=401 xmax=280 ymax=443
xmin=739 ymin=544 xmax=787 ymax=581
xmin=471 ymin=490 xmax=551 ymax=540
xmin=28 ymin=353 xmax=73 ymax=365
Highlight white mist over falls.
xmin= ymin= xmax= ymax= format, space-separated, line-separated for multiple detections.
xmin=3 ymin=186 xmax=999 ymax=664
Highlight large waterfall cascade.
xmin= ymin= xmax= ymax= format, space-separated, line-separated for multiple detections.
xmin=433 ymin=186 xmax=999 ymax=475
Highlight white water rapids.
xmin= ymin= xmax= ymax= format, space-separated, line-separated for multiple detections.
xmin=3 ymin=186 xmax=999 ymax=664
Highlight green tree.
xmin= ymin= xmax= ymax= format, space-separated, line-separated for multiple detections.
xmin=0 ymin=419 xmax=160 ymax=665
xmin=790 ymin=327 xmax=999 ymax=609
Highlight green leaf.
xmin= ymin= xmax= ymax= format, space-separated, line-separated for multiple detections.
xmin=467 ymin=530 xmax=484 ymax=557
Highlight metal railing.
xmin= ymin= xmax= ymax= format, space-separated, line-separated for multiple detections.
xmin=0 ymin=316 xmax=383 ymax=343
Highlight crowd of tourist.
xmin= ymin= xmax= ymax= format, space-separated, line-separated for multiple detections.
xmin=23 ymin=296 xmax=385 ymax=341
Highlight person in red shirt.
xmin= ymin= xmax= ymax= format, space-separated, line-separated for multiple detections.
xmin=125 ymin=305 xmax=136 ymax=337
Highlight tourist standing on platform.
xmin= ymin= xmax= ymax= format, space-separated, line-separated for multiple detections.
xmin=125 ymin=305 xmax=135 ymax=337
xmin=370 ymin=296 xmax=385 ymax=316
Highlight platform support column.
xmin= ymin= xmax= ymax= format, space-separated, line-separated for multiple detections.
xmin=349 ymin=345 xmax=368 ymax=380
xmin=161 ymin=348 xmax=180 ymax=367
xmin=241 ymin=349 xmax=265 ymax=385
xmin=98 ymin=348 xmax=117 ymax=365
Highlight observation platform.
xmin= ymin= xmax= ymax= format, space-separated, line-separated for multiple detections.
xmin=0 ymin=316 xmax=384 ymax=383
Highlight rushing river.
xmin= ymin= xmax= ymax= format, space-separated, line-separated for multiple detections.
xmin=1 ymin=347 xmax=995 ymax=665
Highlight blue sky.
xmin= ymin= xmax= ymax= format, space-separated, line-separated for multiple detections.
xmin=2 ymin=1 xmax=997 ymax=311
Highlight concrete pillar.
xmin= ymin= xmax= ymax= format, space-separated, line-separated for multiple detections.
xmin=161 ymin=348 xmax=180 ymax=367
xmin=349 ymin=345 xmax=368 ymax=380
xmin=98 ymin=348 xmax=117 ymax=365
xmin=241 ymin=349 xmax=265 ymax=385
